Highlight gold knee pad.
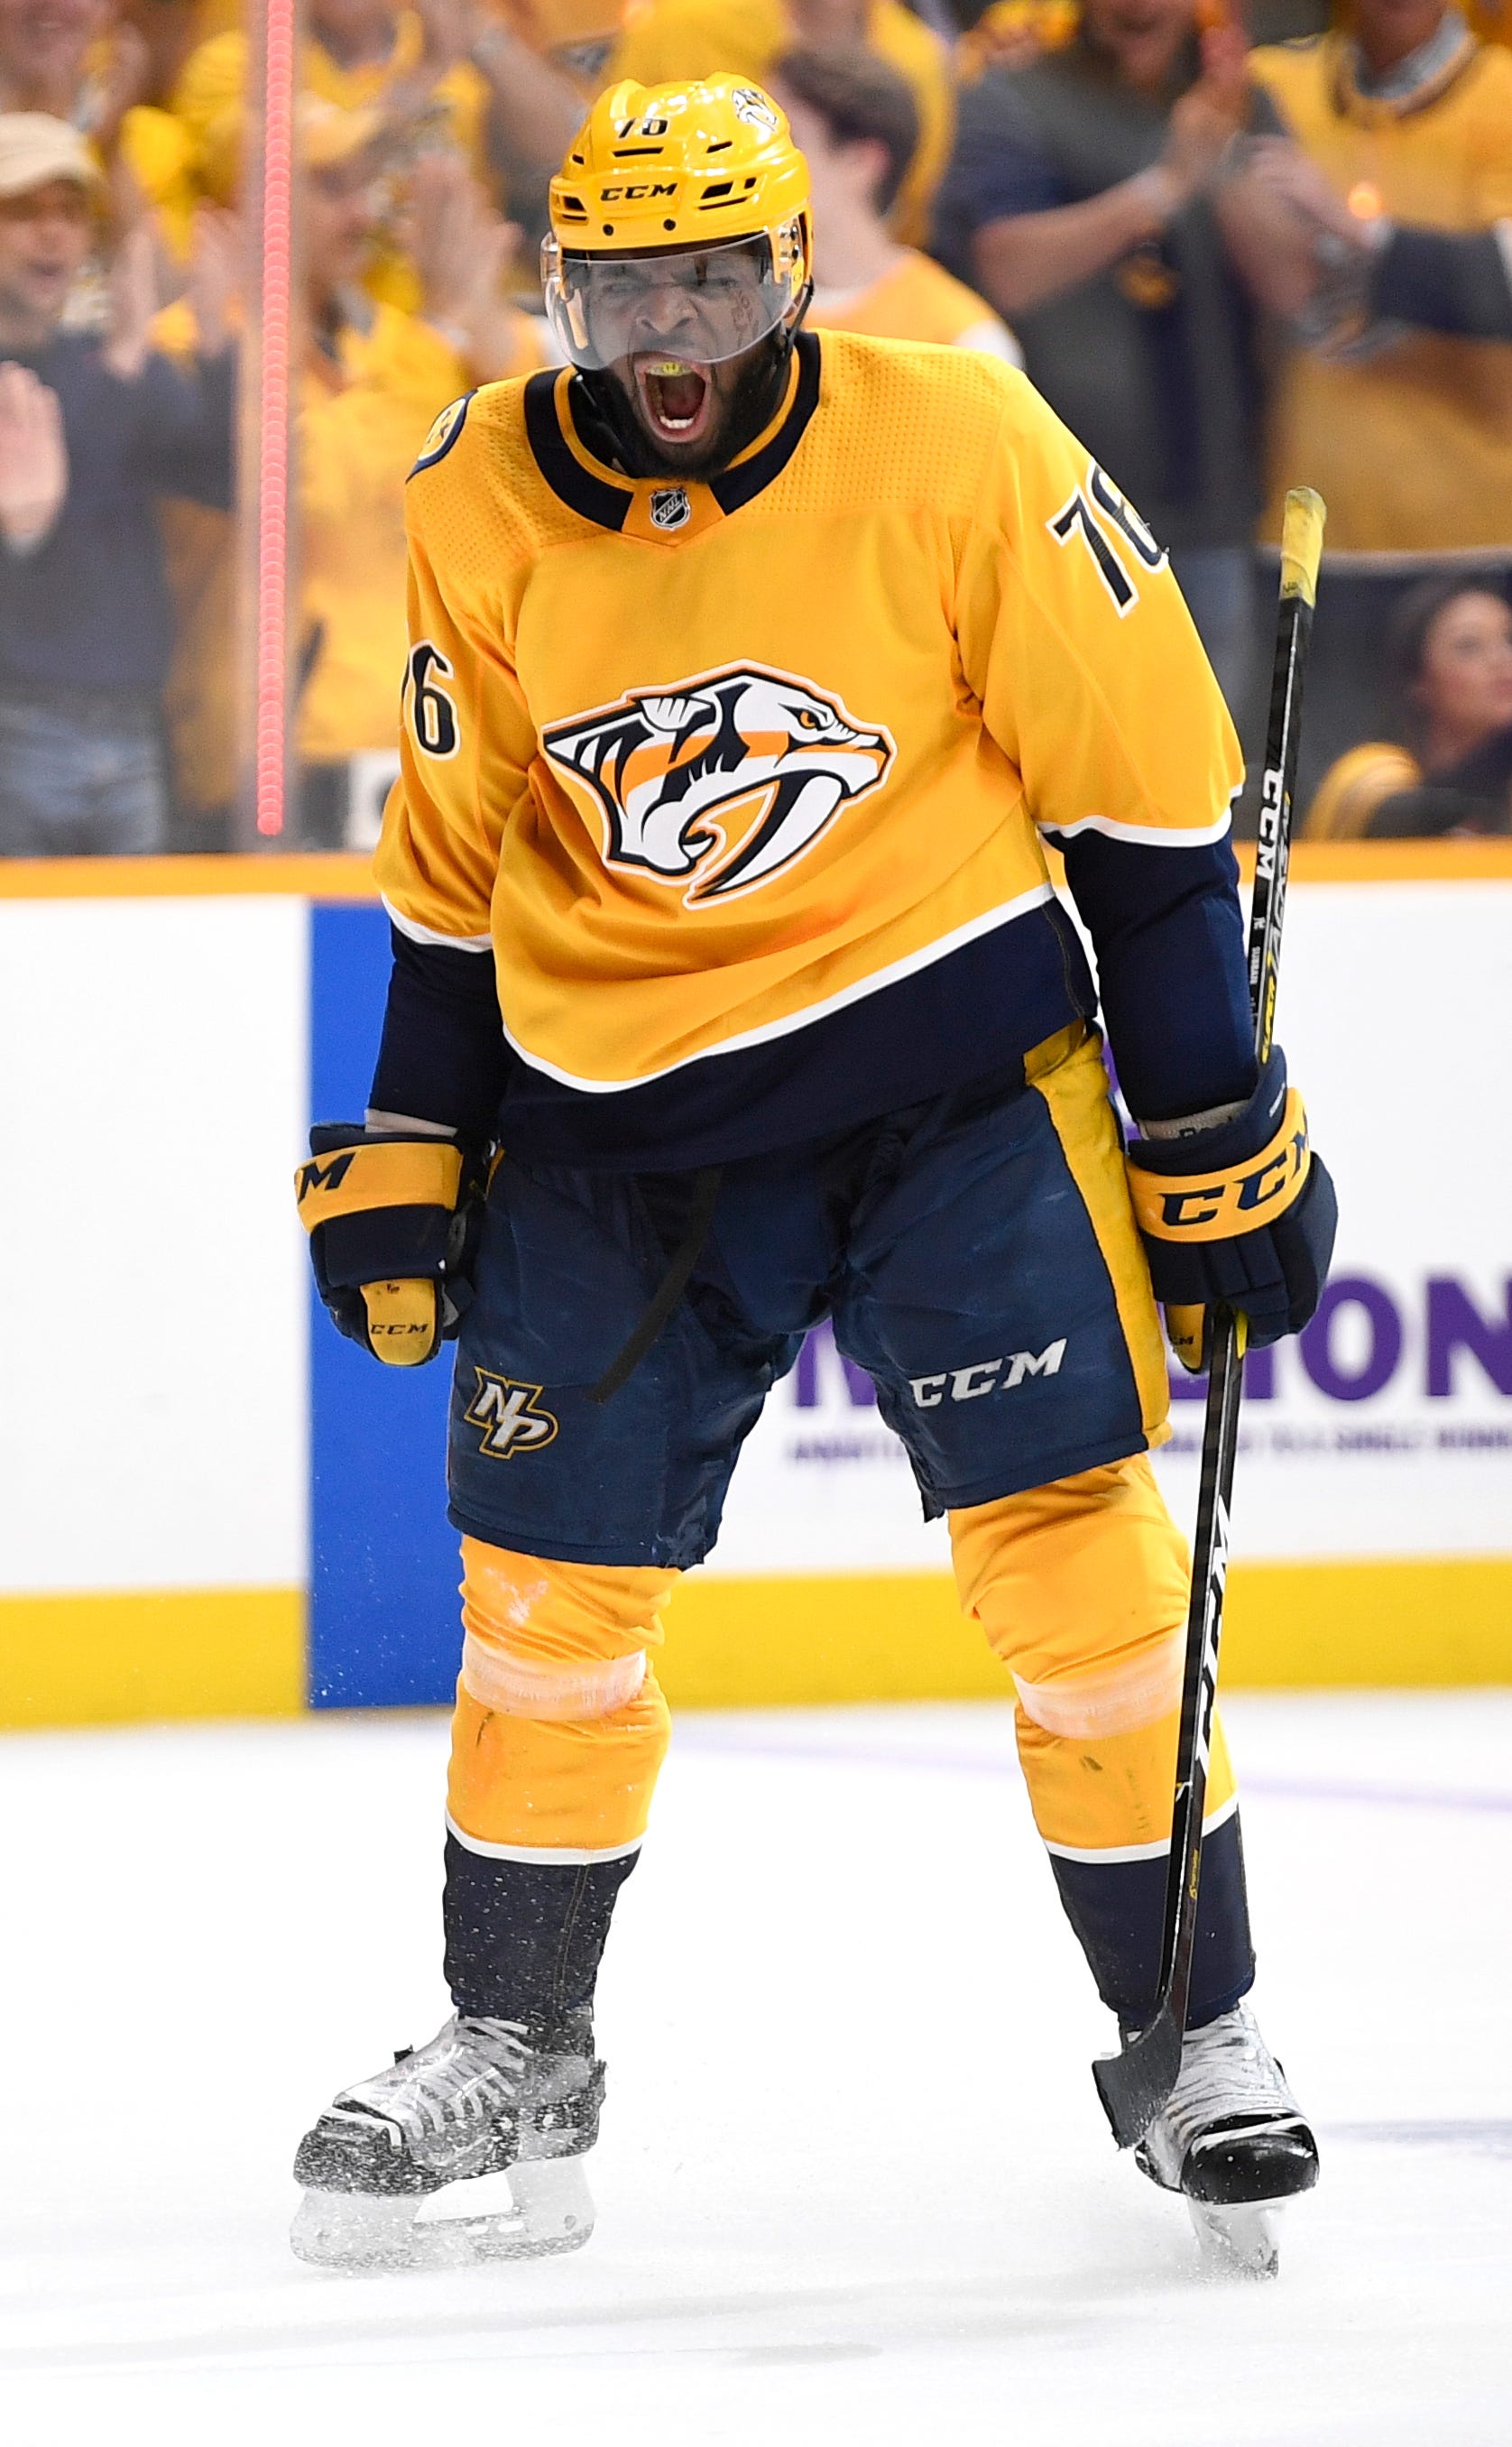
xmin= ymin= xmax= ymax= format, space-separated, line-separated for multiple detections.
xmin=447 ymin=1537 xmax=675 ymax=1861
xmin=950 ymin=1455 xmax=1237 ymax=1856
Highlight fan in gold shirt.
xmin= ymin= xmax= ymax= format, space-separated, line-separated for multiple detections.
xmin=1252 ymin=2 xmax=1512 ymax=560
xmin=773 ymin=43 xmax=1020 ymax=361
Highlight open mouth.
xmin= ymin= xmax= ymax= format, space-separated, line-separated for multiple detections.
xmin=633 ymin=356 xmax=713 ymax=447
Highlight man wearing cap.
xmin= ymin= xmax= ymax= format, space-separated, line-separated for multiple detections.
xmin=0 ymin=111 xmax=232 ymax=856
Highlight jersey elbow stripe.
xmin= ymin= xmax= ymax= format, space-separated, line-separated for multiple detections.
xmin=501 ymin=883 xmax=1058 ymax=1094
xmin=383 ymin=896 xmax=494 ymax=953
xmin=1038 ymin=809 xmax=1234 ymax=849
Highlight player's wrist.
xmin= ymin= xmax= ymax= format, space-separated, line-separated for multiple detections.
xmin=1139 ymin=1094 xmax=1249 ymax=1140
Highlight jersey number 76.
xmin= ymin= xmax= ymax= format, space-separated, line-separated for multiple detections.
xmin=1048 ymin=465 xmax=1167 ymax=616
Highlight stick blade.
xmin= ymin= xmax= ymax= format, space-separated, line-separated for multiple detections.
xmin=1093 ymin=2008 xmax=1185 ymax=2149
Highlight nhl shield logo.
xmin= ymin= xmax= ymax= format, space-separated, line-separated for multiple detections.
xmin=650 ymin=485 xmax=691 ymax=532
xmin=540 ymin=660 xmax=896 ymax=907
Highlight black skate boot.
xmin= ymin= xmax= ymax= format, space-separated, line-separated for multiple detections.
xmin=290 ymin=2008 xmax=604 ymax=2272
xmin=1134 ymin=2000 xmax=1318 ymax=2277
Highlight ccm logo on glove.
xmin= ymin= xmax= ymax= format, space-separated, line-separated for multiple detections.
xmin=296 ymin=1127 xmax=480 ymax=1367
xmin=1125 ymin=1049 xmax=1337 ymax=1372
xmin=1129 ymin=1090 xmax=1310 ymax=1241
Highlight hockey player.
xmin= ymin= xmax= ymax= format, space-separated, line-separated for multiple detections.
xmin=292 ymin=76 xmax=1336 ymax=2277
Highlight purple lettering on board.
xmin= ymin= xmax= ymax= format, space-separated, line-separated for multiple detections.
xmin=1299 ymin=1278 xmax=1402 ymax=1403
xmin=1425 ymin=1277 xmax=1512 ymax=1398
xmin=793 ymin=1322 xmax=878 ymax=1409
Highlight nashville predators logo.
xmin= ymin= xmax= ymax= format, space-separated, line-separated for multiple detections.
xmin=539 ymin=662 xmax=896 ymax=907
xmin=465 ymin=1371 xmax=559 ymax=1460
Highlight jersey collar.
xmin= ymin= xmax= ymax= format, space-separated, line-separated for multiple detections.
xmin=1333 ymin=12 xmax=1478 ymax=117
xmin=522 ymin=330 xmax=822 ymax=546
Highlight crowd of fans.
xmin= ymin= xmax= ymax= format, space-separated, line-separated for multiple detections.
xmin=0 ymin=0 xmax=1506 ymax=857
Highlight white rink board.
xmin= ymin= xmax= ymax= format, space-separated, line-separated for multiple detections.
xmin=709 ymin=880 xmax=1512 ymax=1573
xmin=0 ymin=897 xmax=309 ymax=1593
xmin=0 ymin=879 xmax=1504 ymax=1604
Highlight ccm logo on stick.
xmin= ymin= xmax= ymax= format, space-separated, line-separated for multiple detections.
xmin=910 ymin=1342 xmax=1066 ymax=1408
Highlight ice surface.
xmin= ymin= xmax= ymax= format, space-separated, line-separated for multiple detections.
xmin=2 ymin=1694 xmax=1508 ymax=2443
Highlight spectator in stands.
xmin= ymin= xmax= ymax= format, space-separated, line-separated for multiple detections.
xmin=293 ymin=97 xmax=545 ymax=840
xmin=1306 ymin=577 xmax=1512 ymax=838
xmin=505 ymin=0 xmax=629 ymax=90
xmin=0 ymin=112 xmax=231 ymax=857
xmin=118 ymin=3 xmax=238 ymax=111
xmin=775 ymin=44 xmax=1019 ymax=360
xmin=1248 ymin=1 xmax=1512 ymax=799
xmin=0 ymin=0 xmax=199 ymax=248
xmin=155 ymin=96 xmax=544 ymax=850
xmin=609 ymin=2 xmax=954 ymax=247
xmin=176 ymin=3 xmax=582 ymax=252
xmin=955 ymin=0 xmax=1080 ymax=81
xmin=933 ymin=0 xmax=1325 ymax=723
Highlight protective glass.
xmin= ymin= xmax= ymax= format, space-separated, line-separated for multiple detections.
xmin=541 ymin=225 xmax=806 ymax=371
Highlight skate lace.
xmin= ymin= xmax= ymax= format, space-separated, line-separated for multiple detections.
xmin=1159 ymin=2004 xmax=1302 ymax=2156
xmin=342 ymin=2015 xmax=529 ymax=2145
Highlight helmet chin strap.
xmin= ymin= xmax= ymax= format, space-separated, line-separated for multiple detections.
xmin=575 ymin=294 xmax=811 ymax=483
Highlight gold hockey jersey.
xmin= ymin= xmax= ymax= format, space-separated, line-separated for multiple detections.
xmin=375 ymin=331 xmax=1243 ymax=1159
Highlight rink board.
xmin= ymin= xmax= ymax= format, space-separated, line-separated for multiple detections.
xmin=0 ymin=847 xmax=1508 ymax=1726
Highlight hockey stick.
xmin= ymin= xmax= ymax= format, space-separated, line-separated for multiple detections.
xmin=1092 ymin=486 xmax=1326 ymax=2152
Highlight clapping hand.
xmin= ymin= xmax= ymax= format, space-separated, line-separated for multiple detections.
xmin=0 ymin=363 xmax=69 ymax=552
xmin=405 ymin=151 xmax=524 ymax=381
xmin=1161 ymin=17 xmax=1252 ymax=207
xmin=187 ymin=206 xmax=241 ymax=357
xmin=102 ymin=221 xmax=158 ymax=380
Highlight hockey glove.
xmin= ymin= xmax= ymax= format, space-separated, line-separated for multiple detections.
xmin=1125 ymin=1048 xmax=1337 ymax=1373
xmin=295 ymin=1124 xmax=484 ymax=1366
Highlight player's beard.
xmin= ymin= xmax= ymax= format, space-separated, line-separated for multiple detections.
xmin=581 ymin=333 xmax=793 ymax=482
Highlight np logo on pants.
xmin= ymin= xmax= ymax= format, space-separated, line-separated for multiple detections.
xmin=466 ymin=1371 xmax=559 ymax=1458
xmin=910 ymin=1342 xmax=1066 ymax=1407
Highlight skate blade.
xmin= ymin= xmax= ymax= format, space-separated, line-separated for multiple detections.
xmin=1186 ymin=2197 xmax=1279 ymax=2280
xmin=290 ymin=2155 xmax=595 ymax=2275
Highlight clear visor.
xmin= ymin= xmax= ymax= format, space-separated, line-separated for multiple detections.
xmin=541 ymin=226 xmax=805 ymax=372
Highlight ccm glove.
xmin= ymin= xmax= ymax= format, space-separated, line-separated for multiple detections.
xmin=1125 ymin=1048 xmax=1338 ymax=1373
xmin=295 ymin=1124 xmax=483 ymax=1366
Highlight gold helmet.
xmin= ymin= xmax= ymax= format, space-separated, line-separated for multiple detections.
xmin=542 ymin=77 xmax=812 ymax=372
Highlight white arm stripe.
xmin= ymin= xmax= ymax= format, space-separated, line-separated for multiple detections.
xmin=383 ymin=896 xmax=493 ymax=952
xmin=1038 ymin=808 xmax=1234 ymax=848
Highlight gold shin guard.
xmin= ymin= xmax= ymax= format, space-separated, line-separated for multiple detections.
xmin=446 ymin=1537 xmax=676 ymax=1861
xmin=951 ymin=1455 xmax=1237 ymax=1858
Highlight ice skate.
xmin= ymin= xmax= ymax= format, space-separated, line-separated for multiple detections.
xmin=290 ymin=2009 xmax=604 ymax=2273
xmin=1134 ymin=2001 xmax=1317 ymax=2278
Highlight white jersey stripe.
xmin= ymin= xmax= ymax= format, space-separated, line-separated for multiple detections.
xmin=500 ymin=882 xmax=1058 ymax=1094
